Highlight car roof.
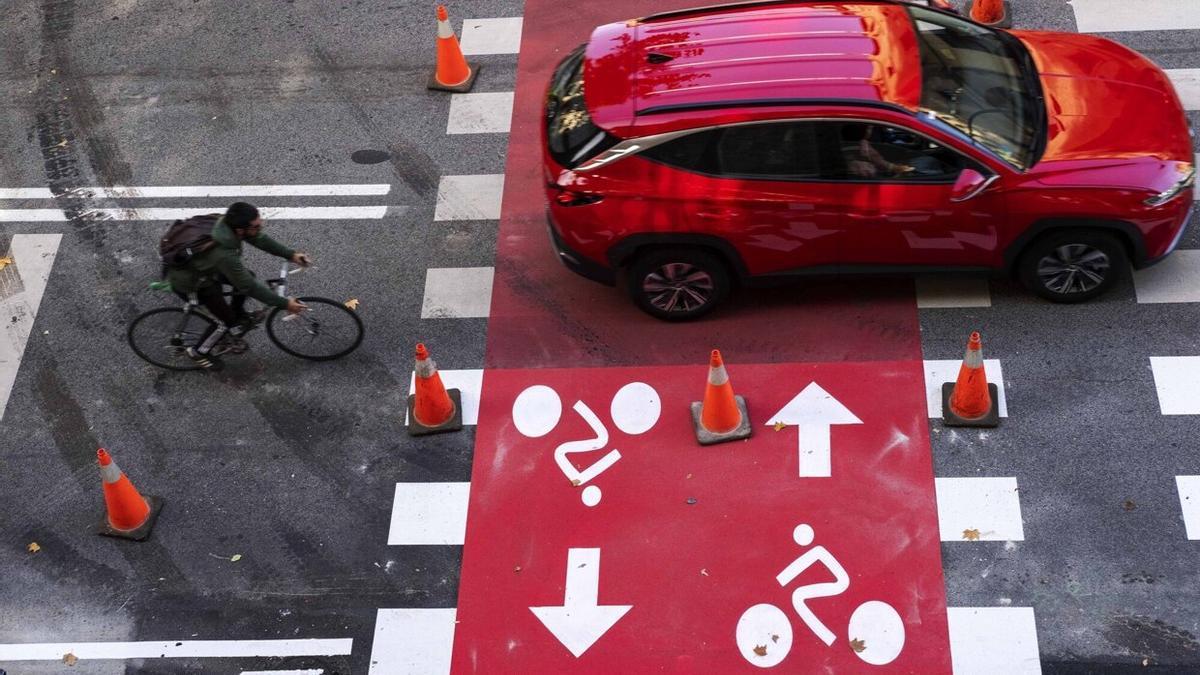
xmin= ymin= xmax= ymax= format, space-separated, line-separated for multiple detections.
xmin=584 ymin=1 xmax=925 ymax=137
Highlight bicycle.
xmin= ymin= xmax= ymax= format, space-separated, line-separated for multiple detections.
xmin=127 ymin=262 xmax=364 ymax=371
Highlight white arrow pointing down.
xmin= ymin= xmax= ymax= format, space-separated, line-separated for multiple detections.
xmin=767 ymin=382 xmax=863 ymax=478
xmin=530 ymin=548 xmax=632 ymax=658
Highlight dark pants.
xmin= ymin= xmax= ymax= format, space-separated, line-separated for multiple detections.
xmin=178 ymin=273 xmax=252 ymax=353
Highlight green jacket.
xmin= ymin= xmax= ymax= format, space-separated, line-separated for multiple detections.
xmin=166 ymin=217 xmax=295 ymax=309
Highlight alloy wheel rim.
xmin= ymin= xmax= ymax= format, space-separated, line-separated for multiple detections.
xmin=642 ymin=262 xmax=715 ymax=313
xmin=1036 ymin=244 xmax=1110 ymax=294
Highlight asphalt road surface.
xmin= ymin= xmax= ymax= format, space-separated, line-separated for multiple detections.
xmin=1 ymin=0 xmax=1198 ymax=673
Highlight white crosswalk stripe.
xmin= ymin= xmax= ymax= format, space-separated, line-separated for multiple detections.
xmin=1069 ymin=0 xmax=1200 ymax=33
xmin=0 ymin=234 xmax=61 ymax=421
xmin=0 ymin=184 xmax=391 ymax=199
xmin=1166 ymin=68 xmax=1200 ymax=110
xmin=0 ymin=206 xmax=390 ymax=222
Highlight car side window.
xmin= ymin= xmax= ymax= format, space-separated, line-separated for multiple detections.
xmin=824 ymin=121 xmax=968 ymax=183
xmin=639 ymin=130 xmax=718 ymax=172
xmin=713 ymin=123 xmax=823 ymax=179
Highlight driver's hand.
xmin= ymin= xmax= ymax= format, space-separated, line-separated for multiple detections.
xmin=286 ymin=298 xmax=308 ymax=315
xmin=892 ymin=164 xmax=915 ymax=175
xmin=291 ymin=252 xmax=312 ymax=267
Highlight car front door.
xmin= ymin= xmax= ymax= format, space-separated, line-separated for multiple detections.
xmin=818 ymin=120 xmax=1007 ymax=269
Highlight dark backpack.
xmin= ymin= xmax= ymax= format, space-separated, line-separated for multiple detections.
xmin=159 ymin=214 xmax=220 ymax=271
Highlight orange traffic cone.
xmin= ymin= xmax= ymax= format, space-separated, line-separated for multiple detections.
xmin=941 ymin=331 xmax=1001 ymax=428
xmin=96 ymin=448 xmax=163 ymax=541
xmin=428 ymin=5 xmax=479 ymax=92
xmin=966 ymin=0 xmax=1011 ymax=28
xmin=408 ymin=343 xmax=464 ymax=435
xmin=691 ymin=349 xmax=752 ymax=445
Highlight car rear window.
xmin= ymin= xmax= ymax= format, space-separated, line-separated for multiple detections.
xmin=546 ymin=45 xmax=620 ymax=169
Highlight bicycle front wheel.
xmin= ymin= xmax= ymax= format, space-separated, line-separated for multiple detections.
xmin=128 ymin=307 xmax=217 ymax=371
xmin=266 ymin=296 xmax=364 ymax=361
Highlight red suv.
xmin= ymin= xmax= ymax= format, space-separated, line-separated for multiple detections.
xmin=543 ymin=0 xmax=1195 ymax=319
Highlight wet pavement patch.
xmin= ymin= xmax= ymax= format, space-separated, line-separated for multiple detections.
xmin=351 ymin=149 xmax=390 ymax=164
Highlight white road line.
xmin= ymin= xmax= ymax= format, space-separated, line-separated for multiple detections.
xmin=935 ymin=477 xmax=1025 ymax=541
xmin=434 ymin=174 xmax=505 ymax=221
xmin=922 ymin=359 xmax=1007 ymax=418
xmin=1069 ymin=0 xmax=1200 ymax=33
xmin=0 ymin=206 xmax=389 ymax=222
xmin=1 ymin=234 xmax=61 ymax=422
xmin=0 ymin=188 xmax=54 ymax=199
xmin=947 ymin=607 xmax=1041 ymax=674
xmin=421 ymin=267 xmax=495 ymax=319
xmin=460 ymin=17 xmax=523 ymax=55
xmin=0 ymin=185 xmax=390 ymax=199
xmin=406 ymin=369 xmax=484 ymax=426
xmin=1149 ymin=356 xmax=1200 ymax=414
xmin=1166 ymin=69 xmax=1200 ymax=110
xmin=1134 ymin=250 xmax=1200 ymax=303
xmin=447 ymin=92 xmax=515 ymax=134
xmin=241 ymin=670 xmax=324 ymax=675
xmin=368 ymin=608 xmax=456 ymax=675
xmin=0 ymin=638 xmax=352 ymax=661
xmin=1176 ymin=476 xmax=1200 ymax=540
xmin=388 ymin=482 xmax=471 ymax=545
xmin=915 ymin=277 xmax=991 ymax=309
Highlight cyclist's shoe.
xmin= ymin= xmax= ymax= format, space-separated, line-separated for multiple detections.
xmin=185 ymin=347 xmax=224 ymax=371
xmin=233 ymin=309 xmax=268 ymax=334
xmin=213 ymin=336 xmax=249 ymax=355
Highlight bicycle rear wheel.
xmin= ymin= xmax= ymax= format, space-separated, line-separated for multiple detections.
xmin=128 ymin=307 xmax=217 ymax=371
xmin=266 ymin=296 xmax=364 ymax=361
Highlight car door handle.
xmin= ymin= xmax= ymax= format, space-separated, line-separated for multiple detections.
xmin=695 ymin=209 xmax=741 ymax=219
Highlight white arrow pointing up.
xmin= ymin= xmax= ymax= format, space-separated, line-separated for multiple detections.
xmin=767 ymin=382 xmax=863 ymax=478
xmin=530 ymin=548 xmax=632 ymax=658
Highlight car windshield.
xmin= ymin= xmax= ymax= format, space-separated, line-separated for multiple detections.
xmin=908 ymin=6 xmax=1044 ymax=169
xmin=546 ymin=45 xmax=620 ymax=169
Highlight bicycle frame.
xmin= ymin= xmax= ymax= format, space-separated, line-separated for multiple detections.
xmin=170 ymin=262 xmax=302 ymax=339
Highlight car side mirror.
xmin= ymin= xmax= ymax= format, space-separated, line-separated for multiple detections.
xmin=950 ymin=169 xmax=994 ymax=202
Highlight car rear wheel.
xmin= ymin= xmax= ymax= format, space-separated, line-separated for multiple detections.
xmin=627 ymin=249 xmax=730 ymax=321
xmin=1018 ymin=231 xmax=1126 ymax=303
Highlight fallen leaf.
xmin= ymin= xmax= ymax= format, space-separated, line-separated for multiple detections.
xmin=752 ymin=644 xmax=768 ymax=657
xmin=1123 ymin=500 xmax=1136 ymax=511
xmin=849 ymin=638 xmax=866 ymax=653
xmin=513 ymin=566 xmax=522 ymax=573
xmin=0 ymin=256 xmax=12 ymax=271
xmin=962 ymin=528 xmax=981 ymax=541
xmin=27 ymin=542 xmax=41 ymax=553
xmin=1143 ymin=658 xmax=1150 ymax=666
xmin=50 ymin=68 xmax=58 ymax=75
xmin=63 ymin=652 xmax=78 ymax=665
xmin=56 ymin=139 xmax=69 ymax=148
xmin=771 ymin=634 xmax=779 ymax=643
xmin=772 ymin=421 xmax=787 ymax=432
xmin=700 ymin=568 xmax=709 ymax=577
xmin=570 ymin=479 xmax=581 ymax=487
xmin=344 ymin=298 xmax=360 ymax=310
xmin=230 ymin=554 xmax=242 ymax=562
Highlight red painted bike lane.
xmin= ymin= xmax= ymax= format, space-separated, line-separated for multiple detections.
xmin=451 ymin=1 xmax=951 ymax=671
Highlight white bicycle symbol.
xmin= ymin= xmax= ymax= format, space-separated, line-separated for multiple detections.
xmin=511 ymin=382 xmax=661 ymax=506
xmin=736 ymin=523 xmax=906 ymax=668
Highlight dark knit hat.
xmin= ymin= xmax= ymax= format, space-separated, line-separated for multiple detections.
xmin=225 ymin=202 xmax=260 ymax=229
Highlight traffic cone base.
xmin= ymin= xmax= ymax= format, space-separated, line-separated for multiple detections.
xmin=408 ymin=387 xmax=464 ymax=436
xmin=428 ymin=64 xmax=480 ymax=93
xmin=965 ymin=0 xmax=1012 ymax=28
xmin=98 ymin=494 xmax=164 ymax=541
xmin=941 ymin=382 xmax=1000 ymax=428
xmin=690 ymin=395 xmax=753 ymax=445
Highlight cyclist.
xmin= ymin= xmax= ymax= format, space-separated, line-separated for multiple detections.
xmin=167 ymin=202 xmax=310 ymax=370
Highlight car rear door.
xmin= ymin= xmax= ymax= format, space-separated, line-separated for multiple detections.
xmin=634 ymin=121 xmax=849 ymax=275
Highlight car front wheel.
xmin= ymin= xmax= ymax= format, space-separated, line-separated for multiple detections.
xmin=1018 ymin=231 xmax=1126 ymax=303
xmin=627 ymin=249 xmax=730 ymax=321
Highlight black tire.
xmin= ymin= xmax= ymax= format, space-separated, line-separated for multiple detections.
xmin=266 ymin=296 xmax=364 ymax=361
xmin=1017 ymin=230 xmax=1126 ymax=303
xmin=128 ymin=307 xmax=217 ymax=371
xmin=626 ymin=248 xmax=731 ymax=321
